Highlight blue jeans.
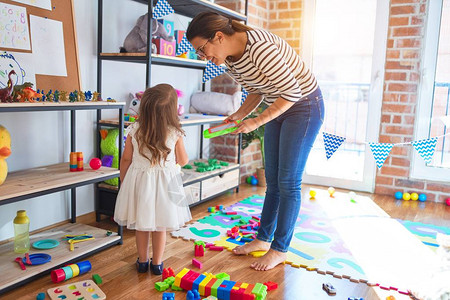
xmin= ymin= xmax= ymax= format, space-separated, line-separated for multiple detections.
xmin=257 ymin=87 xmax=324 ymax=252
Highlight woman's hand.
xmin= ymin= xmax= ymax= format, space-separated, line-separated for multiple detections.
xmin=224 ymin=111 xmax=245 ymax=123
xmin=233 ymin=118 xmax=260 ymax=134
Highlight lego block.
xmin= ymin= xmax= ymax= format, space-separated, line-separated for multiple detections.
xmin=209 ymin=246 xmax=224 ymax=251
xmin=226 ymin=211 xmax=237 ymax=215
xmin=205 ymin=278 xmax=218 ymax=297
xmin=155 ymin=281 xmax=170 ymax=291
xmin=174 ymin=268 xmax=190 ymax=288
xmin=162 ymin=292 xmax=175 ymax=300
xmin=187 ymin=289 xmax=201 ymax=300
xmin=192 ymin=274 xmax=206 ymax=292
xmin=263 ymin=281 xmax=277 ymax=291
xmin=157 ymin=19 xmax=174 ymax=36
xmin=215 ymin=272 xmax=230 ymax=280
xmin=163 ymin=267 xmax=175 ymax=280
xmin=195 ymin=244 xmax=205 ymax=256
xmin=153 ymin=38 xmax=176 ymax=56
xmin=92 ymin=274 xmax=102 ymax=284
xmin=211 ymin=279 xmax=224 ymax=298
xmin=192 ymin=258 xmax=203 ymax=269
xmin=199 ymin=275 xmax=213 ymax=296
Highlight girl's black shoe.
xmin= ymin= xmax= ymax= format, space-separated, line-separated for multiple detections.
xmin=136 ymin=258 xmax=149 ymax=273
xmin=150 ymin=258 xmax=163 ymax=275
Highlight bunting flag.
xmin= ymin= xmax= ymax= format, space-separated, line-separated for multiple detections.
xmin=202 ymin=61 xmax=227 ymax=83
xmin=152 ymin=0 xmax=174 ymax=19
xmin=412 ymin=137 xmax=438 ymax=164
xmin=176 ymin=34 xmax=195 ymax=56
xmin=241 ymin=88 xmax=248 ymax=104
xmin=369 ymin=143 xmax=394 ymax=169
xmin=323 ymin=132 xmax=346 ymax=159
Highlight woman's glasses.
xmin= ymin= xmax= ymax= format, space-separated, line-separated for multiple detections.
xmin=195 ymin=38 xmax=211 ymax=58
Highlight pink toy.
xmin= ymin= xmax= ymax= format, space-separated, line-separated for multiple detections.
xmin=446 ymin=197 xmax=450 ymax=206
xmin=192 ymin=258 xmax=203 ymax=269
xmin=89 ymin=158 xmax=102 ymax=170
xmin=177 ymin=104 xmax=185 ymax=116
xmin=209 ymin=246 xmax=223 ymax=251
xmin=153 ymin=38 xmax=176 ymax=56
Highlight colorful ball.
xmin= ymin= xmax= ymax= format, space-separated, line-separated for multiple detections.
xmin=250 ymin=178 xmax=258 ymax=185
xmin=418 ymin=193 xmax=427 ymax=202
xmin=246 ymin=176 xmax=252 ymax=184
xmin=89 ymin=158 xmax=102 ymax=170
xmin=402 ymin=192 xmax=411 ymax=201
xmin=349 ymin=191 xmax=356 ymax=200
xmin=411 ymin=193 xmax=419 ymax=201
xmin=394 ymin=191 xmax=403 ymax=200
xmin=445 ymin=197 xmax=450 ymax=206
xmin=309 ymin=190 xmax=316 ymax=198
xmin=328 ymin=187 xmax=335 ymax=197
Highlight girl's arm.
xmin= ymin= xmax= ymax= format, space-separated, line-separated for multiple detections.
xmin=119 ymin=135 xmax=133 ymax=183
xmin=175 ymin=136 xmax=189 ymax=167
xmin=224 ymin=93 xmax=263 ymax=123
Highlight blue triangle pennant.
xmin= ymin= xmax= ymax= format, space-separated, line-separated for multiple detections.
xmin=322 ymin=132 xmax=346 ymax=159
xmin=369 ymin=143 xmax=394 ymax=169
xmin=176 ymin=34 xmax=195 ymax=56
xmin=412 ymin=137 xmax=438 ymax=164
xmin=202 ymin=61 xmax=227 ymax=83
xmin=241 ymin=88 xmax=248 ymax=105
xmin=152 ymin=0 xmax=174 ymax=19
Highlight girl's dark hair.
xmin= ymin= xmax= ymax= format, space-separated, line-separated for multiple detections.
xmin=186 ymin=12 xmax=253 ymax=41
xmin=136 ymin=83 xmax=184 ymax=166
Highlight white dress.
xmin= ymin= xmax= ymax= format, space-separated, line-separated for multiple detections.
xmin=114 ymin=123 xmax=192 ymax=231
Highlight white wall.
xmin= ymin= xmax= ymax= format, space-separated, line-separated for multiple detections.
xmin=0 ymin=0 xmax=206 ymax=241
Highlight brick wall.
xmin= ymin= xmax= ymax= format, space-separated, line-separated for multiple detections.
xmin=375 ymin=0 xmax=450 ymax=203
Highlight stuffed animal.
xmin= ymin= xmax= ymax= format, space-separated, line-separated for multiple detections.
xmin=125 ymin=89 xmax=184 ymax=117
xmin=0 ymin=125 xmax=12 ymax=185
xmin=100 ymin=129 xmax=119 ymax=186
xmin=120 ymin=14 xmax=173 ymax=53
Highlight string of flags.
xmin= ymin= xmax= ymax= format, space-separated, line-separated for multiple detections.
xmin=152 ymin=0 xmax=174 ymax=19
xmin=202 ymin=61 xmax=227 ymax=83
xmin=323 ymin=132 xmax=447 ymax=169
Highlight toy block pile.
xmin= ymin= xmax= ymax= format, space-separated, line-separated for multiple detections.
xmin=172 ymin=268 xmax=268 ymax=300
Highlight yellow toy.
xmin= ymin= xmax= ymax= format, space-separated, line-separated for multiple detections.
xmin=411 ymin=192 xmax=419 ymax=201
xmin=0 ymin=125 xmax=12 ymax=185
xmin=403 ymin=192 xmax=411 ymax=201
xmin=309 ymin=189 xmax=317 ymax=198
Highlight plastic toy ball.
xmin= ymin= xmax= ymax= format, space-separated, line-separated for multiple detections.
xmin=418 ymin=193 xmax=427 ymax=202
xmin=89 ymin=158 xmax=102 ymax=170
xmin=411 ymin=192 xmax=419 ymax=201
xmin=328 ymin=187 xmax=335 ymax=197
xmin=246 ymin=176 xmax=253 ymax=184
xmin=394 ymin=191 xmax=403 ymax=200
xmin=402 ymin=192 xmax=411 ymax=201
xmin=445 ymin=197 xmax=450 ymax=206
xmin=309 ymin=190 xmax=317 ymax=198
xmin=250 ymin=177 xmax=258 ymax=186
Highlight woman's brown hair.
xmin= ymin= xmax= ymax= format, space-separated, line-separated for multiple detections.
xmin=186 ymin=12 xmax=253 ymax=41
xmin=135 ymin=83 xmax=184 ymax=166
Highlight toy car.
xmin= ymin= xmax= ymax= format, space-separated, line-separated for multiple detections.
xmin=322 ymin=282 xmax=337 ymax=295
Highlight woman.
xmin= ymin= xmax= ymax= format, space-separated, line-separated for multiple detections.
xmin=187 ymin=12 xmax=324 ymax=271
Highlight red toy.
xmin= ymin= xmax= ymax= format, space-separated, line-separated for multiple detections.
xmin=263 ymin=281 xmax=278 ymax=291
xmin=446 ymin=197 xmax=450 ymax=206
xmin=89 ymin=158 xmax=102 ymax=170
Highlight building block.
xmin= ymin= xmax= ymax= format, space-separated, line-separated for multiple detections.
xmin=155 ymin=281 xmax=170 ymax=291
xmin=36 ymin=293 xmax=45 ymax=300
xmin=162 ymin=267 xmax=175 ymax=280
xmin=251 ymin=283 xmax=267 ymax=300
xmin=192 ymin=274 xmax=206 ymax=292
xmin=215 ymin=272 xmax=230 ymax=280
xmin=252 ymin=216 xmax=260 ymax=221
xmin=199 ymin=275 xmax=213 ymax=296
xmin=157 ymin=19 xmax=174 ymax=36
xmin=195 ymin=244 xmax=205 ymax=256
xmin=211 ymin=278 xmax=224 ymax=298
xmin=226 ymin=211 xmax=237 ymax=215
xmin=174 ymin=268 xmax=190 ymax=288
xmin=218 ymin=280 xmax=236 ymax=300
xmin=240 ymin=237 xmax=253 ymax=243
xmin=174 ymin=30 xmax=185 ymax=44
xmin=263 ymin=281 xmax=278 ymax=291
xmin=186 ymin=289 xmax=201 ymax=300
xmin=92 ymin=274 xmax=102 ymax=284
xmin=153 ymin=38 xmax=176 ymax=56
xmin=162 ymin=292 xmax=175 ymax=300
xmin=192 ymin=258 xmax=203 ymax=269
xmin=209 ymin=246 xmax=224 ymax=251
xmin=205 ymin=277 xmax=218 ymax=297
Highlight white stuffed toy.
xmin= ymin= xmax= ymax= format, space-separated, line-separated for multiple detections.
xmin=125 ymin=92 xmax=142 ymax=115
xmin=190 ymin=91 xmax=242 ymax=116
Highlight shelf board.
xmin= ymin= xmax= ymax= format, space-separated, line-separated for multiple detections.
xmin=0 ymin=101 xmax=125 ymax=112
xmin=0 ymin=163 xmax=120 ymax=205
xmin=98 ymin=159 xmax=239 ymax=192
xmin=100 ymin=53 xmax=208 ymax=69
xmin=0 ymin=223 xmax=121 ymax=294
xmin=98 ymin=113 xmax=226 ymax=128
xmin=130 ymin=0 xmax=247 ymax=21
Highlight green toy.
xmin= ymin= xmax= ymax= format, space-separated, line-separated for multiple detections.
xmin=100 ymin=128 xmax=119 ymax=186
xmin=203 ymin=121 xmax=241 ymax=139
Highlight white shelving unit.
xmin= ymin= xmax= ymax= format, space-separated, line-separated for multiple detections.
xmin=0 ymin=102 xmax=125 ymax=294
xmin=96 ymin=0 xmax=248 ymax=219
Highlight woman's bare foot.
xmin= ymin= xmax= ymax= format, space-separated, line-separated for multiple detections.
xmin=250 ymin=249 xmax=287 ymax=271
xmin=232 ymin=239 xmax=270 ymax=255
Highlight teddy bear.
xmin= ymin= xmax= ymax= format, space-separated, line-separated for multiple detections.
xmin=120 ymin=14 xmax=173 ymax=53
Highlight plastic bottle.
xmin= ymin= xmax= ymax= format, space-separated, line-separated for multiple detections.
xmin=13 ymin=210 xmax=30 ymax=253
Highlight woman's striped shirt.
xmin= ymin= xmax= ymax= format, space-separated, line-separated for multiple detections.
xmin=224 ymin=29 xmax=318 ymax=103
